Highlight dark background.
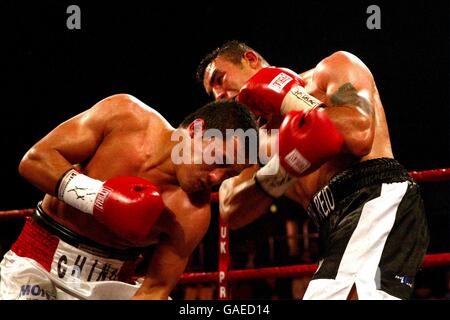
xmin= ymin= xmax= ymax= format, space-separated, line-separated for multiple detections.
xmin=0 ymin=0 xmax=449 ymax=298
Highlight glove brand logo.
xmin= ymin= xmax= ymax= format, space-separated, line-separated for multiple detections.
xmin=268 ymin=73 xmax=293 ymax=93
xmin=94 ymin=186 xmax=112 ymax=213
xmin=283 ymin=149 xmax=310 ymax=174
xmin=290 ymin=86 xmax=323 ymax=109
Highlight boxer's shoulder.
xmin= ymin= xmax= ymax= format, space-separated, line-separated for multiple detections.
xmin=91 ymin=94 xmax=166 ymax=130
xmin=319 ymin=51 xmax=362 ymax=67
xmin=95 ymin=94 xmax=150 ymax=116
xmin=315 ymin=51 xmax=372 ymax=80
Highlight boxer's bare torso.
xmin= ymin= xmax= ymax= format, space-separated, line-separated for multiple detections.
xmin=35 ymin=94 xmax=211 ymax=249
xmin=205 ymin=51 xmax=394 ymax=227
xmin=285 ymin=54 xmax=393 ymax=208
xmin=18 ymin=94 xmax=250 ymax=299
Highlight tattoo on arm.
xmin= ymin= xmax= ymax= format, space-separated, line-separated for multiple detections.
xmin=330 ymin=83 xmax=372 ymax=115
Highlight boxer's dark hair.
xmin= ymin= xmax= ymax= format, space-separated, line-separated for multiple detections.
xmin=180 ymin=100 xmax=258 ymax=135
xmin=180 ymin=100 xmax=259 ymax=162
xmin=196 ymin=40 xmax=268 ymax=84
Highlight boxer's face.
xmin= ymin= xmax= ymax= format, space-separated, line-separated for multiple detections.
xmin=203 ymin=56 xmax=260 ymax=100
xmin=176 ymin=136 xmax=249 ymax=193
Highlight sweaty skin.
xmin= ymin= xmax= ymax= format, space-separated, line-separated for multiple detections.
xmin=18 ymin=94 xmax=242 ymax=299
xmin=204 ymin=51 xmax=393 ymax=229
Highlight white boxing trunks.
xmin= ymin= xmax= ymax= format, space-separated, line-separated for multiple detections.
xmin=0 ymin=204 xmax=143 ymax=300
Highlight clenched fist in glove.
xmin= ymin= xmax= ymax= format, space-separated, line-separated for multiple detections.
xmin=57 ymin=169 xmax=164 ymax=242
xmin=254 ymin=107 xmax=344 ymax=198
xmin=237 ymin=67 xmax=323 ymax=118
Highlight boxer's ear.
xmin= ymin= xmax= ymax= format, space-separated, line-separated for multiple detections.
xmin=187 ymin=118 xmax=205 ymax=138
xmin=243 ymin=51 xmax=260 ymax=69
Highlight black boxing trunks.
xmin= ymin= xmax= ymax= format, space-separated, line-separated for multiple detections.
xmin=303 ymin=158 xmax=429 ymax=300
xmin=0 ymin=203 xmax=143 ymax=300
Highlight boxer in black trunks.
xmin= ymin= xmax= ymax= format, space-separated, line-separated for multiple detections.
xmin=197 ymin=40 xmax=429 ymax=299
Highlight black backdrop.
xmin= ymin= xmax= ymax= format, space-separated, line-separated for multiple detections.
xmin=1 ymin=1 xmax=449 ymax=251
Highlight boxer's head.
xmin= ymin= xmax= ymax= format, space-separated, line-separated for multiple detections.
xmin=174 ymin=100 xmax=258 ymax=193
xmin=197 ymin=40 xmax=270 ymax=100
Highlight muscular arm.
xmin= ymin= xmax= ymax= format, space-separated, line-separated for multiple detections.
xmin=133 ymin=240 xmax=191 ymax=300
xmin=133 ymin=194 xmax=211 ymax=299
xmin=219 ymin=119 xmax=285 ymax=229
xmin=313 ymin=51 xmax=376 ymax=157
xmin=219 ymin=165 xmax=273 ymax=229
xmin=220 ymin=52 xmax=377 ymax=229
xmin=18 ymin=94 xmax=136 ymax=195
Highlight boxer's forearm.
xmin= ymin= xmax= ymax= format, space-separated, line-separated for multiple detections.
xmin=219 ymin=170 xmax=273 ymax=230
xmin=316 ymin=51 xmax=376 ymax=157
xmin=134 ymin=244 xmax=190 ymax=300
xmin=322 ymin=105 xmax=374 ymax=157
xmin=18 ymin=101 xmax=113 ymax=196
xmin=18 ymin=145 xmax=73 ymax=195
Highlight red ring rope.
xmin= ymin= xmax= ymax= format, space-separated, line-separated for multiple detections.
xmin=179 ymin=253 xmax=450 ymax=284
xmin=207 ymin=167 xmax=450 ymax=298
xmin=1 ymin=168 xmax=447 ymax=216
xmin=209 ymin=168 xmax=450 ymax=203
xmin=0 ymin=209 xmax=34 ymax=220
xmin=1 ymin=167 xmax=449 ymax=299
xmin=408 ymin=168 xmax=450 ymax=182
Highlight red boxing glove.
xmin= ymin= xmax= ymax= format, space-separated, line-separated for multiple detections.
xmin=58 ymin=171 xmax=164 ymax=242
xmin=237 ymin=67 xmax=306 ymax=118
xmin=93 ymin=176 xmax=164 ymax=242
xmin=278 ymin=108 xmax=344 ymax=176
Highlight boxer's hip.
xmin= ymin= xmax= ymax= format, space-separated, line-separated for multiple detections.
xmin=306 ymin=158 xmax=413 ymax=227
xmin=304 ymin=158 xmax=429 ymax=299
xmin=9 ymin=203 xmax=142 ymax=284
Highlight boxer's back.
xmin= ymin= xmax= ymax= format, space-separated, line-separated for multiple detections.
xmin=41 ymin=95 xmax=180 ymax=249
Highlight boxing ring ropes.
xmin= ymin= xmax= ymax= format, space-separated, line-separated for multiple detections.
xmin=1 ymin=168 xmax=449 ymax=299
